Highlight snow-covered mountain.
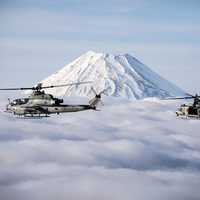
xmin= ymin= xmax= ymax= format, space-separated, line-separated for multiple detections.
xmin=41 ymin=51 xmax=185 ymax=99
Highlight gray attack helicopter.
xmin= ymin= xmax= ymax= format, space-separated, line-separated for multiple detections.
xmin=165 ymin=93 xmax=200 ymax=119
xmin=0 ymin=82 xmax=106 ymax=118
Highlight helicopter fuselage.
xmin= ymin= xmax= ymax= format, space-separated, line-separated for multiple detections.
xmin=1 ymin=82 xmax=100 ymax=118
xmin=176 ymin=103 xmax=200 ymax=119
xmin=6 ymin=103 xmax=95 ymax=116
xmin=5 ymin=90 xmax=100 ymax=117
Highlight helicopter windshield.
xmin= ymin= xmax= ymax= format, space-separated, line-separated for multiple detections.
xmin=11 ymin=98 xmax=29 ymax=105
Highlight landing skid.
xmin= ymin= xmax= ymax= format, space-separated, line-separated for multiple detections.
xmin=15 ymin=114 xmax=50 ymax=119
xmin=177 ymin=115 xmax=200 ymax=120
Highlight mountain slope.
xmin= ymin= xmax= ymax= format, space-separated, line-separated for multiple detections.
xmin=41 ymin=51 xmax=185 ymax=99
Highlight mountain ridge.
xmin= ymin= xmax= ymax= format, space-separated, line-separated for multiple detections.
xmin=41 ymin=51 xmax=185 ymax=99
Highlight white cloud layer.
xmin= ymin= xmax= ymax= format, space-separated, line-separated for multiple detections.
xmin=0 ymin=98 xmax=200 ymax=200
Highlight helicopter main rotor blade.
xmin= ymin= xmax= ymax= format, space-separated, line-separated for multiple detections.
xmin=0 ymin=87 xmax=34 ymax=91
xmin=41 ymin=81 xmax=92 ymax=89
xmin=163 ymin=96 xmax=195 ymax=100
xmin=185 ymin=93 xmax=194 ymax=97
xmin=0 ymin=81 xmax=92 ymax=91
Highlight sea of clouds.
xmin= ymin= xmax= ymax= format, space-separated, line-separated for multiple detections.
xmin=0 ymin=97 xmax=200 ymax=200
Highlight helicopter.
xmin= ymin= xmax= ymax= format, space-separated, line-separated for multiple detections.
xmin=165 ymin=93 xmax=200 ymax=119
xmin=0 ymin=82 xmax=106 ymax=118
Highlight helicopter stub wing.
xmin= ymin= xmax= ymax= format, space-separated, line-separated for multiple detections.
xmin=23 ymin=105 xmax=49 ymax=114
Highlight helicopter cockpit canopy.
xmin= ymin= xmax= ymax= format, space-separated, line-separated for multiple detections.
xmin=11 ymin=98 xmax=29 ymax=106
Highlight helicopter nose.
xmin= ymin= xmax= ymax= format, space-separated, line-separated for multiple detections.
xmin=6 ymin=104 xmax=11 ymax=111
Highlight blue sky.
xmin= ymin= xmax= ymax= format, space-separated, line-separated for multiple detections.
xmin=0 ymin=0 xmax=200 ymax=93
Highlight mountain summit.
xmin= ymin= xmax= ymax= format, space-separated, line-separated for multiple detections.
xmin=41 ymin=51 xmax=185 ymax=99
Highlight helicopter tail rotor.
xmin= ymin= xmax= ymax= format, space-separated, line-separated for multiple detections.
xmin=89 ymin=87 xmax=109 ymax=108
